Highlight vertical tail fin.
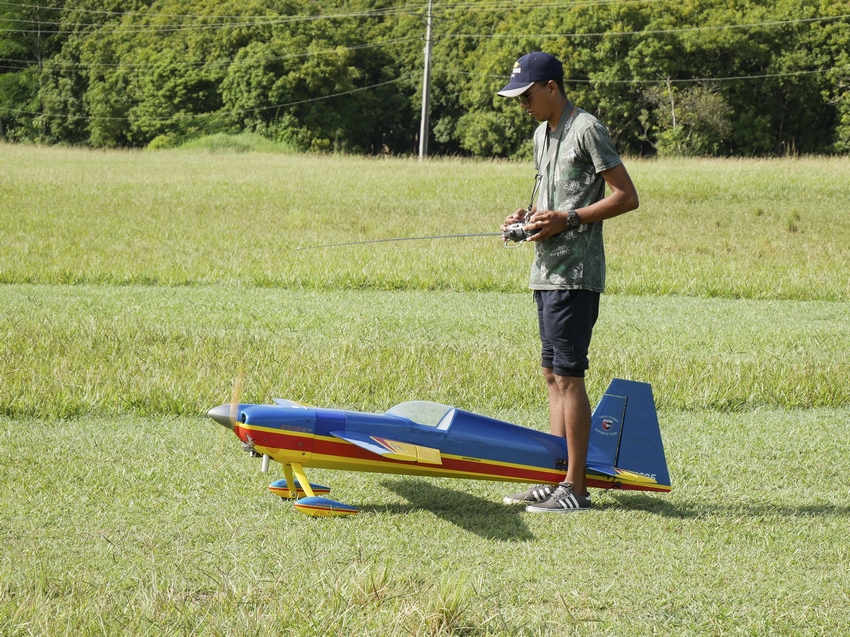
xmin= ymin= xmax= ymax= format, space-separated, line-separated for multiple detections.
xmin=586 ymin=379 xmax=671 ymax=492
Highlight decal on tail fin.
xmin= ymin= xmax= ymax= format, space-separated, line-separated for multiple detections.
xmin=587 ymin=379 xmax=671 ymax=491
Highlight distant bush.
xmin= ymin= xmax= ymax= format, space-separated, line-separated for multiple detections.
xmin=147 ymin=133 xmax=181 ymax=150
xmin=173 ymin=133 xmax=297 ymax=154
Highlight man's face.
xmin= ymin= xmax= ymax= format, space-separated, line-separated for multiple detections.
xmin=516 ymin=81 xmax=554 ymax=122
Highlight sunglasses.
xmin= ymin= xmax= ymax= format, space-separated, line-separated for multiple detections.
xmin=515 ymin=84 xmax=545 ymax=106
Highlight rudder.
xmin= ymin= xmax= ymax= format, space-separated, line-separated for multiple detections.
xmin=588 ymin=379 xmax=671 ymax=492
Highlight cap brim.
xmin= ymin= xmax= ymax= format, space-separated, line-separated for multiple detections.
xmin=497 ymin=81 xmax=534 ymax=98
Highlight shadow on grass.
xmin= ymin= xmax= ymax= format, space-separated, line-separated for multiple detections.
xmin=358 ymin=479 xmax=535 ymax=542
xmin=605 ymin=493 xmax=850 ymax=519
xmin=604 ymin=493 xmax=700 ymax=518
xmin=337 ymin=480 xmax=848 ymax=534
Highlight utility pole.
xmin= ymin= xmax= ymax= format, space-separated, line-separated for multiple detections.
xmin=418 ymin=0 xmax=433 ymax=161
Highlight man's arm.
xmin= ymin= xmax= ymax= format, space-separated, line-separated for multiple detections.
xmin=526 ymin=163 xmax=639 ymax=240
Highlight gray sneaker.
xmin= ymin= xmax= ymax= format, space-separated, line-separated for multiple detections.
xmin=503 ymin=484 xmax=557 ymax=504
xmin=525 ymin=482 xmax=592 ymax=513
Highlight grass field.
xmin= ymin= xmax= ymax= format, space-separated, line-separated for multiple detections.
xmin=1 ymin=145 xmax=848 ymax=299
xmin=1 ymin=144 xmax=849 ymax=636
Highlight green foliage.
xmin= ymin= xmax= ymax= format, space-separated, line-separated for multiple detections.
xmin=1 ymin=0 xmax=849 ymax=154
xmin=454 ymin=111 xmax=511 ymax=156
xmin=646 ymin=83 xmax=732 ymax=156
xmin=0 ymin=0 xmax=67 ymax=141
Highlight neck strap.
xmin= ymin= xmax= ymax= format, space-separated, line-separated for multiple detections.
xmin=538 ymin=103 xmax=577 ymax=208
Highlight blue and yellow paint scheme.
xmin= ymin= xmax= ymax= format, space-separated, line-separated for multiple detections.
xmin=208 ymin=378 xmax=671 ymax=516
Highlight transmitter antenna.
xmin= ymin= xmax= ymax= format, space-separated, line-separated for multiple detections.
xmin=297 ymin=232 xmax=502 ymax=250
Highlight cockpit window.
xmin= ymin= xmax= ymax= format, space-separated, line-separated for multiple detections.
xmin=386 ymin=401 xmax=454 ymax=428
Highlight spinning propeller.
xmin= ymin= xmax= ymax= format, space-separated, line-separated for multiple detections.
xmin=206 ymin=370 xmax=245 ymax=430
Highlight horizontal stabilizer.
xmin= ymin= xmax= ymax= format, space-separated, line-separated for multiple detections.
xmin=586 ymin=463 xmax=660 ymax=487
xmin=585 ymin=463 xmax=618 ymax=478
xmin=330 ymin=431 xmax=442 ymax=465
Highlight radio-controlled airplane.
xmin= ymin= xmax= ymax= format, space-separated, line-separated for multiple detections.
xmin=208 ymin=378 xmax=671 ymax=517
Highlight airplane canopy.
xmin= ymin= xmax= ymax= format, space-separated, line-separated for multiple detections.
xmin=385 ymin=401 xmax=455 ymax=429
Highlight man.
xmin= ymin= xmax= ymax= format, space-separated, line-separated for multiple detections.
xmin=498 ymin=52 xmax=639 ymax=513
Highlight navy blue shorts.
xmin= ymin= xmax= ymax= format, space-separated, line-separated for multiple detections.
xmin=535 ymin=289 xmax=600 ymax=378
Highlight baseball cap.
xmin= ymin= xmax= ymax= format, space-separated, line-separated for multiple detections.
xmin=497 ymin=52 xmax=564 ymax=98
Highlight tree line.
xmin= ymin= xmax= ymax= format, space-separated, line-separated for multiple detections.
xmin=1 ymin=0 xmax=848 ymax=157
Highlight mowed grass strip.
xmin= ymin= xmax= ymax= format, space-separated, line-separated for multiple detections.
xmin=1 ymin=284 xmax=847 ymax=419
xmin=2 ymin=406 xmax=848 ymax=636
xmin=1 ymin=144 xmax=848 ymax=299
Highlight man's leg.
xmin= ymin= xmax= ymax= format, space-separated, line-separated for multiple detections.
xmin=504 ymin=289 xmax=596 ymax=507
xmin=543 ymin=368 xmax=591 ymax=496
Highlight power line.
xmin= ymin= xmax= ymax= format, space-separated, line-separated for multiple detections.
xmin=0 ymin=37 xmax=417 ymax=71
xmin=0 ymin=5 xmax=422 ymax=34
xmin=4 ymin=0 xmax=845 ymax=27
xmin=435 ymin=13 xmax=850 ymax=39
xmin=435 ymin=65 xmax=850 ymax=84
xmin=435 ymin=0 xmax=664 ymax=8
xmin=0 ymin=74 xmax=414 ymax=121
xmin=4 ymin=7 xmax=844 ymax=37
xmin=7 ymin=0 xmax=836 ymax=33
xmin=0 ymin=0 xmax=424 ymax=19
xmin=7 ymin=62 xmax=839 ymax=122
xmin=0 ymin=0 xmax=675 ymax=20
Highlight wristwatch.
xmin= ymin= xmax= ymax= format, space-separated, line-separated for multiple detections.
xmin=566 ymin=209 xmax=581 ymax=229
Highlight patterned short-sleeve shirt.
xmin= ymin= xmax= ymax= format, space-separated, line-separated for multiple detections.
xmin=530 ymin=104 xmax=622 ymax=292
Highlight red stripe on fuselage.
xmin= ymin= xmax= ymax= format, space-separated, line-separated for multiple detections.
xmin=236 ymin=426 xmax=564 ymax=483
xmin=309 ymin=433 xmax=563 ymax=483
xmin=234 ymin=424 xmax=314 ymax=453
xmin=235 ymin=425 xmax=670 ymax=491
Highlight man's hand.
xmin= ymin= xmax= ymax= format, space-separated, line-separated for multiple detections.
xmin=500 ymin=208 xmax=529 ymax=232
xmin=525 ymin=209 xmax=568 ymax=241
xmin=501 ymin=208 xmax=532 ymax=242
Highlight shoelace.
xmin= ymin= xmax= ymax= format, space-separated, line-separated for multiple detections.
xmin=549 ymin=484 xmax=574 ymax=500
